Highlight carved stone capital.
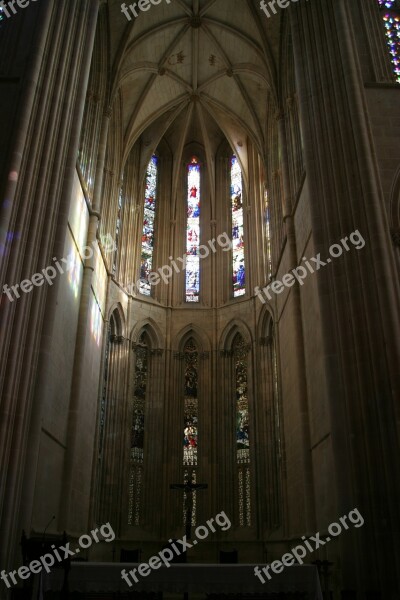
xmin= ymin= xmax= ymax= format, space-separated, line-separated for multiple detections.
xmin=150 ymin=348 xmax=164 ymax=356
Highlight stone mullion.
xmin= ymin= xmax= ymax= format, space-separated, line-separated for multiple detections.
xmin=246 ymin=144 xmax=262 ymax=297
xmin=217 ymin=157 xmax=230 ymax=305
xmin=129 ymin=154 xmax=144 ymax=295
xmin=156 ymin=157 xmax=173 ymax=306
xmin=291 ymin=0 xmax=400 ymax=591
xmin=201 ymin=157 xmax=212 ymax=307
xmin=124 ymin=149 xmax=141 ymax=293
xmin=170 ymin=166 xmax=186 ymax=307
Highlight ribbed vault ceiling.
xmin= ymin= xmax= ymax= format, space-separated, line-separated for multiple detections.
xmin=108 ymin=0 xmax=283 ymax=168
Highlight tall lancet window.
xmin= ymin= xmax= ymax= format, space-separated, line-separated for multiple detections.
xmin=265 ymin=188 xmax=272 ymax=281
xmin=128 ymin=332 xmax=148 ymax=525
xmin=113 ymin=177 xmax=123 ymax=275
xmin=140 ymin=156 xmax=158 ymax=295
xmin=183 ymin=338 xmax=199 ymax=524
xmin=186 ymin=157 xmax=201 ymax=302
xmin=378 ymin=0 xmax=400 ymax=82
xmin=231 ymin=156 xmax=246 ymax=297
xmin=233 ymin=334 xmax=251 ymax=526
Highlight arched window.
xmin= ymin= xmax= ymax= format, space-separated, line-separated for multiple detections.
xmin=186 ymin=157 xmax=201 ymax=303
xmin=233 ymin=333 xmax=251 ymax=526
xmin=378 ymin=0 xmax=400 ymax=83
xmin=183 ymin=338 xmax=199 ymax=524
xmin=264 ymin=187 xmax=272 ymax=281
xmin=231 ymin=157 xmax=246 ymax=297
xmin=113 ymin=176 xmax=123 ymax=275
xmin=128 ymin=332 xmax=149 ymax=525
xmin=140 ymin=156 xmax=158 ymax=296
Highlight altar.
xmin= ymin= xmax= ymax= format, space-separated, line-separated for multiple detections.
xmin=43 ymin=562 xmax=323 ymax=599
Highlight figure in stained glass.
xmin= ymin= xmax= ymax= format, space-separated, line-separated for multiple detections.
xmin=186 ymin=158 xmax=201 ymax=302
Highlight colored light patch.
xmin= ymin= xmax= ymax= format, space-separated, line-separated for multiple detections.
xmin=90 ymin=298 xmax=102 ymax=346
xmin=67 ymin=246 xmax=81 ymax=298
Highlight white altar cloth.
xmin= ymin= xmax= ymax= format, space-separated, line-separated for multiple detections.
xmin=44 ymin=562 xmax=323 ymax=599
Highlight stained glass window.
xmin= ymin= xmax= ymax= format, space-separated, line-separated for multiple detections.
xmin=378 ymin=0 xmax=400 ymax=83
xmin=233 ymin=334 xmax=251 ymax=526
xmin=113 ymin=177 xmax=123 ymax=275
xmin=183 ymin=338 xmax=198 ymax=524
xmin=265 ymin=188 xmax=272 ymax=281
xmin=231 ymin=157 xmax=246 ymax=297
xmin=140 ymin=156 xmax=158 ymax=295
xmin=186 ymin=158 xmax=201 ymax=302
xmin=183 ymin=339 xmax=198 ymax=466
xmin=128 ymin=333 xmax=148 ymax=525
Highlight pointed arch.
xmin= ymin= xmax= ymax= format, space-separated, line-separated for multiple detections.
xmin=173 ymin=323 xmax=211 ymax=355
xmin=130 ymin=318 xmax=164 ymax=350
xmin=108 ymin=302 xmax=126 ymax=338
xmin=219 ymin=319 xmax=252 ymax=353
xmin=257 ymin=305 xmax=275 ymax=341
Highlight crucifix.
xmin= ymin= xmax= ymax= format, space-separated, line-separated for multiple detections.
xmin=170 ymin=476 xmax=208 ymax=540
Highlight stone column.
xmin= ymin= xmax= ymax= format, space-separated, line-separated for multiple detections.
xmin=290 ymin=0 xmax=400 ymax=592
xmin=59 ymin=105 xmax=111 ymax=531
xmin=0 ymin=0 xmax=100 ymax=574
xmin=277 ymin=110 xmax=316 ymax=534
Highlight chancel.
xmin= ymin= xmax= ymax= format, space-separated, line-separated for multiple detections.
xmin=0 ymin=1 xmax=399 ymax=599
